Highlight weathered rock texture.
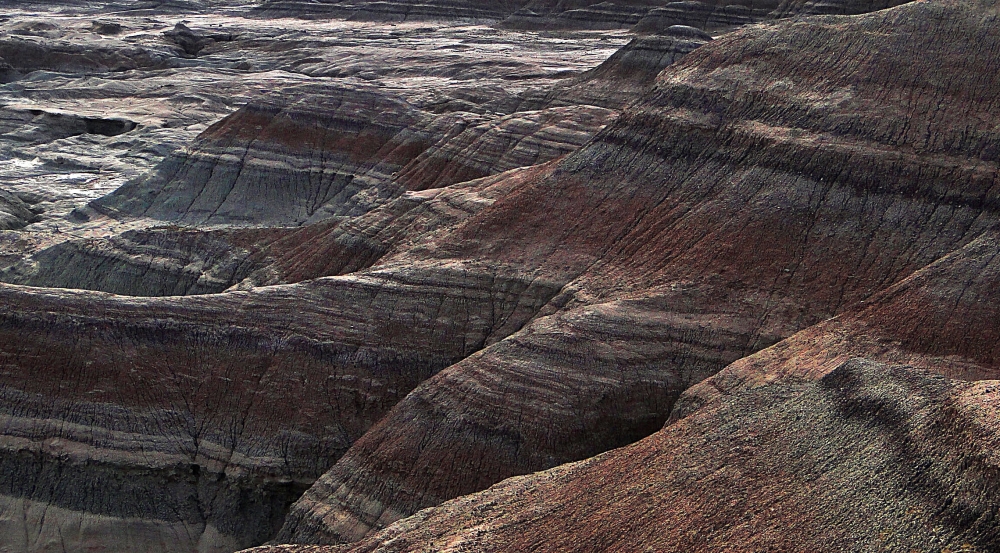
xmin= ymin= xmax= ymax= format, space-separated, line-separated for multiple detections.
xmin=0 ymin=189 xmax=38 ymax=230
xmin=515 ymin=25 xmax=711 ymax=110
xmin=673 ymin=225 xmax=1000 ymax=421
xmin=0 ymin=37 xmax=173 ymax=79
xmin=254 ymin=0 xmax=530 ymax=21
xmin=91 ymin=87 xmax=617 ymax=229
xmin=392 ymin=105 xmax=615 ymax=191
xmin=0 ymin=245 xmax=561 ymax=549
xmin=295 ymin=359 xmax=1000 ymax=553
xmin=6 ymin=0 xmax=1000 ymax=551
xmin=0 ymin=226 xmax=266 ymax=295
xmin=275 ymin=0 xmax=1000 ymax=543
xmin=502 ymin=0 xmax=912 ymax=30
xmin=91 ymin=83 xmax=469 ymax=225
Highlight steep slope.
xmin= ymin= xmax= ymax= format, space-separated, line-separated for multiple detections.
xmin=6 ymin=0 xmax=1000 ymax=550
xmin=91 ymin=82 xmax=617 ymax=229
xmin=14 ymin=103 xmax=614 ymax=296
xmin=514 ymin=25 xmax=712 ymax=110
xmin=275 ymin=0 xmax=1000 ymax=542
xmin=0 ymin=226 xmax=268 ymax=295
xmin=282 ymin=359 xmax=1000 ymax=553
xmin=0 ymin=189 xmax=38 ymax=230
xmin=392 ymin=105 xmax=616 ymax=191
xmin=673 ymin=225 xmax=1000 ymax=420
xmin=0 ymin=252 xmax=561 ymax=550
xmin=92 ymin=83 xmax=475 ymax=226
xmin=282 ymin=218 xmax=1000 ymax=553
xmin=0 ymin=160 xmax=565 ymax=550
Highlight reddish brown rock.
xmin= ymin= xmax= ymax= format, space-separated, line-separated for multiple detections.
xmin=673 ymin=226 xmax=1000 ymax=421
xmin=276 ymin=0 xmax=1000 ymax=542
xmin=5 ymin=0 xmax=1000 ymax=551
xmin=393 ymin=106 xmax=616 ymax=191
xmin=309 ymin=359 xmax=1000 ymax=553
xmin=92 ymin=83 xmax=478 ymax=226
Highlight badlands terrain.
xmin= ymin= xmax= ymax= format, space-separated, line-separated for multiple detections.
xmin=0 ymin=0 xmax=999 ymax=551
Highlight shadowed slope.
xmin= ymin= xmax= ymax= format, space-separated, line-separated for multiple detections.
xmin=92 ymin=83 xmax=476 ymax=226
xmin=6 ymin=0 xmax=1000 ymax=549
xmin=276 ymin=0 xmax=1000 ymax=543
xmin=0 ymin=161 xmax=566 ymax=550
xmin=288 ymin=360 xmax=1000 ymax=553
xmin=515 ymin=25 xmax=712 ymax=111
xmin=0 ymin=189 xmax=37 ymax=230
xmin=673 ymin=225 xmax=1000 ymax=420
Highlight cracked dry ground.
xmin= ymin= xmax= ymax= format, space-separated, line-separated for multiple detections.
xmin=2 ymin=0 xmax=1000 ymax=552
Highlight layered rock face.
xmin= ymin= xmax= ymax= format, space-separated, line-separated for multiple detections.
xmin=0 ymin=252 xmax=562 ymax=550
xmin=673 ymin=226 xmax=1000 ymax=420
xmin=274 ymin=0 xmax=1000 ymax=543
xmin=89 ymin=81 xmax=617 ymax=229
xmin=0 ymin=7 xmax=629 ymax=550
xmin=5 ymin=0 xmax=1000 ymax=552
xmin=91 ymin=83 xmax=467 ymax=226
xmin=515 ymin=25 xmax=712 ymax=110
xmin=303 ymin=359 xmax=1000 ymax=553
xmin=0 ymin=226 xmax=265 ymax=295
xmin=0 ymin=38 xmax=172 ymax=78
xmin=254 ymin=0 xmax=531 ymax=21
xmin=392 ymin=105 xmax=616 ymax=191
xmin=502 ymin=0 xmax=912 ymax=30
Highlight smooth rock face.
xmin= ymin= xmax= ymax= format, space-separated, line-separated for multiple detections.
xmin=274 ymin=0 xmax=1000 ymax=543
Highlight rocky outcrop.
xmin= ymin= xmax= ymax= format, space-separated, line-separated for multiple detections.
xmin=629 ymin=2 xmax=756 ymax=32
xmin=275 ymin=0 xmax=1000 ymax=542
xmin=92 ymin=83 xmax=479 ymax=226
xmin=0 ymin=241 xmax=562 ymax=550
xmin=91 ymin=84 xmax=617 ymax=228
xmin=0 ymin=37 xmax=172 ymax=79
xmin=239 ymin=164 xmax=556 ymax=288
xmin=393 ymin=106 xmax=616 ymax=191
xmin=314 ymin=359 xmax=1000 ymax=553
xmin=672 ymin=225 xmax=1000 ymax=421
xmin=6 ymin=0 xmax=1000 ymax=551
xmin=0 ymin=189 xmax=38 ymax=230
xmin=0 ymin=226 xmax=265 ymax=295
xmin=516 ymin=25 xmax=711 ymax=110
xmin=163 ymin=22 xmax=237 ymax=57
